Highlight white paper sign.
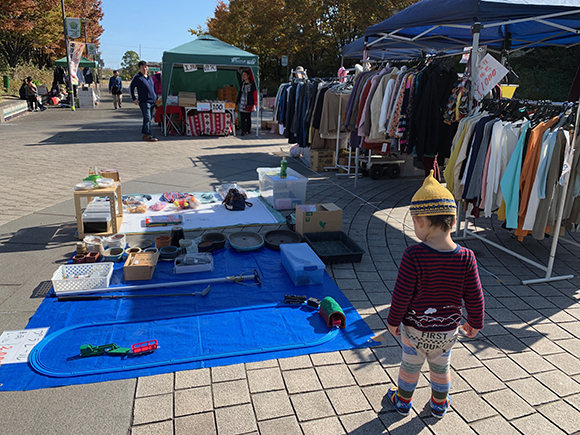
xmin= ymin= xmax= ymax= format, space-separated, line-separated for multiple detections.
xmin=212 ymin=101 xmax=225 ymax=113
xmin=0 ymin=328 xmax=49 ymax=365
xmin=183 ymin=64 xmax=197 ymax=73
xmin=66 ymin=18 xmax=82 ymax=39
xmin=204 ymin=64 xmax=217 ymax=73
xmin=473 ymin=54 xmax=509 ymax=101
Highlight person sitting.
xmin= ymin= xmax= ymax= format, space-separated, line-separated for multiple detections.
xmin=25 ymin=77 xmax=46 ymax=112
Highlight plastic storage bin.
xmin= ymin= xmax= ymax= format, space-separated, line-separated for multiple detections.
xmin=52 ymin=262 xmax=114 ymax=295
xmin=303 ymin=231 xmax=365 ymax=264
xmin=280 ymin=243 xmax=325 ymax=286
xmin=257 ymin=167 xmax=307 ymax=210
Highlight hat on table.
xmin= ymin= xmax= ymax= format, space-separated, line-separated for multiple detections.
xmin=410 ymin=170 xmax=457 ymax=216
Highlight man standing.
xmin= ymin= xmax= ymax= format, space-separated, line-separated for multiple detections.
xmin=108 ymin=70 xmax=123 ymax=109
xmin=130 ymin=61 xmax=158 ymax=142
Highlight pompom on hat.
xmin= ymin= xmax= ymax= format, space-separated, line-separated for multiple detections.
xmin=410 ymin=170 xmax=457 ymax=217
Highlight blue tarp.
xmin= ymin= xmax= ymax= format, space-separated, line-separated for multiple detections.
xmin=364 ymin=0 xmax=580 ymax=53
xmin=0 ymin=247 xmax=377 ymax=391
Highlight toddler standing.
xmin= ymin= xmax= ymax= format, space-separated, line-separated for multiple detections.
xmin=387 ymin=170 xmax=485 ymax=418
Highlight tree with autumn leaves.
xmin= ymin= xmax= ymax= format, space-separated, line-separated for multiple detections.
xmin=195 ymin=0 xmax=415 ymax=91
xmin=0 ymin=0 xmax=104 ymax=69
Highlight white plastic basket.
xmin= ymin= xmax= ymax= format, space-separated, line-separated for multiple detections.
xmin=52 ymin=263 xmax=114 ymax=295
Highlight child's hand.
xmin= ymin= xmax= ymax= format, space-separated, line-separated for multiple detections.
xmin=461 ymin=323 xmax=480 ymax=338
xmin=387 ymin=323 xmax=400 ymax=337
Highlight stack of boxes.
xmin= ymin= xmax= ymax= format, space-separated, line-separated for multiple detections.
xmin=310 ymin=149 xmax=335 ymax=171
xmin=178 ymin=92 xmax=197 ymax=107
xmin=218 ymin=86 xmax=237 ymax=108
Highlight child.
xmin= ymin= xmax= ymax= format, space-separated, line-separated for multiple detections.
xmin=386 ymin=170 xmax=485 ymax=418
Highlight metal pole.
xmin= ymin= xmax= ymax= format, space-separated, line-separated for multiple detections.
xmin=469 ymin=22 xmax=481 ymax=112
xmin=60 ymin=0 xmax=75 ymax=110
xmin=54 ymin=269 xmax=261 ymax=297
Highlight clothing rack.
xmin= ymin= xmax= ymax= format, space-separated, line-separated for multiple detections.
xmin=455 ymin=99 xmax=580 ymax=285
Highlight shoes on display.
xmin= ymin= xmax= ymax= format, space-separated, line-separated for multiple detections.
xmin=144 ymin=135 xmax=158 ymax=142
xmin=387 ymin=387 xmax=412 ymax=416
xmin=430 ymin=396 xmax=450 ymax=419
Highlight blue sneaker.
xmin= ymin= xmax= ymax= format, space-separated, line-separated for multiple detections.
xmin=387 ymin=387 xmax=412 ymax=416
xmin=430 ymin=396 xmax=451 ymax=418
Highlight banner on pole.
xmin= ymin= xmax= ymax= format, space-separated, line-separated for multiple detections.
xmin=68 ymin=41 xmax=85 ymax=86
xmin=87 ymin=43 xmax=97 ymax=56
xmin=66 ymin=18 xmax=82 ymax=39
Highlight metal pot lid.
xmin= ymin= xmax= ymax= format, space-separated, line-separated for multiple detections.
xmin=228 ymin=231 xmax=264 ymax=252
xmin=264 ymin=229 xmax=302 ymax=250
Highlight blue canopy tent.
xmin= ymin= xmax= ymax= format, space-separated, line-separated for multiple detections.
xmin=364 ymin=0 xmax=580 ymax=100
xmin=342 ymin=35 xmax=464 ymax=60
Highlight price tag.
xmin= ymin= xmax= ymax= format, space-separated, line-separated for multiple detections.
xmin=204 ymin=64 xmax=217 ymax=73
xmin=0 ymin=328 xmax=49 ymax=365
xmin=212 ymin=101 xmax=225 ymax=113
xmin=473 ymin=54 xmax=509 ymax=101
xmin=183 ymin=64 xmax=197 ymax=73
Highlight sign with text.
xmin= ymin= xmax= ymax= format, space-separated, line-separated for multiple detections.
xmin=212 ymin=101 xmax=225 ymax=113
xmin=203 ymin=64 xmax=217 ymax=73
xmin=87 ymin=43 xmax=97 ymax=56
xmin=281 ymin=55 xmax=288 ymax=66
xmin=66 ymin=18 xmax=82 ymax=39
xmin=68 ymin=41 xmax=85 ymax=86
xmin=183 ymin=64 xmax=197 ymax=73
xmin=473 ymin=54 xmax=508 ymax=101
xmin=0 ymin=328 xmax=49 ymax=365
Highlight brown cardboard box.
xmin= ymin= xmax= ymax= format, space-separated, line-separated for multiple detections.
xmin=310 ymin=149 xmax=335 ymax=171
xmin=178 ymin=92 xmax=197 ymax=107
xmin=124 ymin=251 xmax=159 ymax=281
xmin=295 ymin=203 xmax=343 ymax=235
xmin=100 ymin=169 xmax=120 ymax=182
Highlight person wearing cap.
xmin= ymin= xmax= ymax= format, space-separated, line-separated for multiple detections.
xmin=385 ymin=170 xmax=485 ymax=419
xmin=294 ymin=66 xmax=306 ymax=79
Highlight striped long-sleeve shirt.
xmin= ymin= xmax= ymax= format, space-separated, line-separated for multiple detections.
xmin=387 ymin=243 xmax=485 ymax=332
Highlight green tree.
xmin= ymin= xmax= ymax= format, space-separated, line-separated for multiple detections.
xmin=120 ymin=50 xmax=139 ymax=80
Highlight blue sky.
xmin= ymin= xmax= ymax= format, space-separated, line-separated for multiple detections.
xmin=99 ymin=0 xmax=218 ymax=68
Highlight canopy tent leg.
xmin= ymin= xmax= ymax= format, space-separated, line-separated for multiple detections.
xmin=469 ymin=22 xmax=481 ymax=112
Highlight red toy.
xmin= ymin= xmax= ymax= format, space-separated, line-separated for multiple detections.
xmin=132 ymin=340 xmax=158 ymax=354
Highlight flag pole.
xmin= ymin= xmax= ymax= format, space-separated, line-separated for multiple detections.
xmin=61 ymin=0 xmax=76 ymax=110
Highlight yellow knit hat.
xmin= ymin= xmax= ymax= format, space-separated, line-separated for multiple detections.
xmin=410 ymin=170 xmax=457 ymax=216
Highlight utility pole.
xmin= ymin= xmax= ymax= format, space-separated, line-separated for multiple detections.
xmin=60 ymin=0 xmax=75 ymax=110
xmin=139 ymin=44 xmax=142 ymax=60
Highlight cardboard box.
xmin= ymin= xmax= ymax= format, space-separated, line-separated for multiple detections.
xmin=310 ymin=149 xmax=335 ymax=171
xmin=225 ymin=102 xmax=235 ymax=109
xmin=124 ymin=251 xmax=159 ymax=281
xmin=178 ymin=92 xmax=197 ymax=107
xmin=295 ymin=203 xmax=342 ymax=235
xmin=100 ymin=169 xmax=120 ymax=182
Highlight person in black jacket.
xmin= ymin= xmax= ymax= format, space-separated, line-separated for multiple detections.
xmin=236 ymin=70 xmax=256 ymax=136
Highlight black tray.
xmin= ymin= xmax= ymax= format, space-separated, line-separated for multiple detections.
xmin=303 ymin=231 xmax=365 ymax=264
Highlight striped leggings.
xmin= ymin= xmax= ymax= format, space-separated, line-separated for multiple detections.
xmin=397 ymin=325 xmax=459 ymax=401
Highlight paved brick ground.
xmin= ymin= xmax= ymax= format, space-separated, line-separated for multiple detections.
xmin=1 ymin=89 xmax=580 ymax=434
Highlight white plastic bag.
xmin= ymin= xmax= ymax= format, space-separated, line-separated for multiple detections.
xmin=289 ymin=144 xmax=300 ymax=158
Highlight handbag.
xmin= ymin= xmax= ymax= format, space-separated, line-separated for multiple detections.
xmin=222 ymin=188 xmax=253 ymax=211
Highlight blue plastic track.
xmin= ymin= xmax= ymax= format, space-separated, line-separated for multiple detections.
xmin=29 ymin=303 xmax=339 ymax=378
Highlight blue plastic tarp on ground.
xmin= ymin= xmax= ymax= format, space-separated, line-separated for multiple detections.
xmin=0 ymin=247 xmax=378 ymax=391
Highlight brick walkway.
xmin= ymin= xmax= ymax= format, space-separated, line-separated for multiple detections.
xmin=1 ymin=89 xmax=580 ymax=434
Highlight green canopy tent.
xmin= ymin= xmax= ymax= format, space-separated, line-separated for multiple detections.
xmin=54 ymin=56 xmax=97 ymax=68
xmin=161 ymin=35 xmax=260 ymax=136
